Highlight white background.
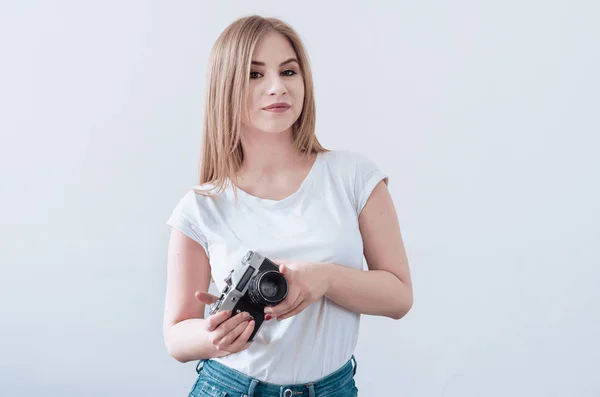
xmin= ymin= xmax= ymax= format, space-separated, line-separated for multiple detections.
xmin=1 ymin=1 xmax=598 ymax=396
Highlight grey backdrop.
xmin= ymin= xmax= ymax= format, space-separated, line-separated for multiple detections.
xmin=1 ymin=1 xmax=598 ymax=396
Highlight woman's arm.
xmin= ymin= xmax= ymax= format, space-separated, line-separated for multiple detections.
xmin=163 ymin=229 xmax=228 ymax=362
xmin=267 ymin=180 xmax=413 ymax=321
xmin=323 ymin=180 xmax=413 ymax=319
xmin=166 ymin=319 xmax=230 ymax=362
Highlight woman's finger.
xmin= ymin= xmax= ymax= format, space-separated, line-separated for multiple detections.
xmin=204 ymin=310 xmax=232 ymax=332
xmin=216 ymin=319 xmax=252 ymax=350
xmin=211 ymin=312 xmax=252 ymax=344
xmin=228 ymin=320 xmax=256 ymax=353
xmin=195 ymin=291 xmax=220 ymax=305
xmin=277 ymin=300 xmax=310 ymax=321
xmin=273 ymin=293 xmax=303 ymax=319
xmin=265 ymin=287 xmax=300 ymax=316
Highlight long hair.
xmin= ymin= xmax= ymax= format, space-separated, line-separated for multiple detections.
xmin=194 ymin=15 xmax=327 ymax=198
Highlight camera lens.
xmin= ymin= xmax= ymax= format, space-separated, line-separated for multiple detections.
xmin=248 ymin=270 xmax=288 ymax=306
xmin=260 ymin=278 xmax=278 ymax=298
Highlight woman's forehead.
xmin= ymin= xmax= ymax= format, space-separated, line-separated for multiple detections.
xmin=252 ymin=33 xmax=296 ymax=65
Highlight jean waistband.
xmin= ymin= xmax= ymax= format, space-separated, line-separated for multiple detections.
xmin=197 ymin=356 xmax=357 ymax=397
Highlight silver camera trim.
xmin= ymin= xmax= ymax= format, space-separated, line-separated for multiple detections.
xmin=208 ymin=251 xmax=277 ymax=315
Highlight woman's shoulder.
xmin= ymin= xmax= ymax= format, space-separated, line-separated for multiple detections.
xmin=321 ymin=148 xmax=358 ymax=166
xmin=321 ymin=148 xmax=373 ymax=174
xmin=320 ymin=148 xmax=386 ymax=189
xmin=172 ymin=181 xmax=228 ymax=210
xmin=190 ymin=181 xmax=225 ymax=196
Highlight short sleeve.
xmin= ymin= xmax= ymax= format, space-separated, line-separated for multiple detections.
xmin=165 ymin=189 xmax=209 ymax=257
xmin=353 ymin=151 xmax=389 ymax=215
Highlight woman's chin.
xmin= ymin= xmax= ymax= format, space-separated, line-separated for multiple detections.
xmin=250 ymin=123 xmax=296 ymax=135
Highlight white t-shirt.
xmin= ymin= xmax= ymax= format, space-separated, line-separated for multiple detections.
xmin=166 ymin=149 xmax=388 ymax=384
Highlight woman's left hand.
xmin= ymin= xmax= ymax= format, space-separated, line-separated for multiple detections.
xmin=265 ymin=260 xmax=330 ymax=321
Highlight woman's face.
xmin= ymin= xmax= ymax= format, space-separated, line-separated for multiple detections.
xmin=244 ymin=32 xmax=305 ymax=135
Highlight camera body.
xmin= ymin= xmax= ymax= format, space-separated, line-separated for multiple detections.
xmin=208 ymin=251 xmax=288 ymax=341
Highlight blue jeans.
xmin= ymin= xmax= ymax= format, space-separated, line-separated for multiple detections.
xmin=188 ymin=356 xmax=358 ymax=397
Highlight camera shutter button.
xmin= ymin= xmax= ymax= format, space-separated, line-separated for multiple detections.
xmin=224 ymin=270 xmax=234 ymax=286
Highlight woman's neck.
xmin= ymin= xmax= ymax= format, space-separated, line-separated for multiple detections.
xmin=237 ymin=128 xmax=306 ymax=179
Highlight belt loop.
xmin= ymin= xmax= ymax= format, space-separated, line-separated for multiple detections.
xmin=246 ymin=379 xmax=259 ymax=397
xmin=351 ymin=355 xmax=357 ymax=376
xmin=195 ymin=359 xmax=207 ymax=374
xmin=307 ymin=383 xmax=316 ymax=397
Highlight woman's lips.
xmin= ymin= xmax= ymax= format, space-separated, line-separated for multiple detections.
xmin=263 ymin=106 xmax=290 ymax=113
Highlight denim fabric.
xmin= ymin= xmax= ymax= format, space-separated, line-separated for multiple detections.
xmin=188 ymin=356 xmax=358 ymax=397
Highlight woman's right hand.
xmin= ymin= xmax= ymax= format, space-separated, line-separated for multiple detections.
xmin=195 ymin=291 xmax=256 ymax=355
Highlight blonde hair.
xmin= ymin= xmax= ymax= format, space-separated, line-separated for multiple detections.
xmin=194 ymin=15 xmax=328 ymax=198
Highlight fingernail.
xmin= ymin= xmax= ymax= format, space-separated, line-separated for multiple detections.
xmin=265 ymin=315 xmax=272 ymax=321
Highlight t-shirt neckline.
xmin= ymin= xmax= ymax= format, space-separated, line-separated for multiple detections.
xmin=232 ymin=151 xmax=323 ymax=209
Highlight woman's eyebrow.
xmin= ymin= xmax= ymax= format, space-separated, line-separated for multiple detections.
xmin=251 ymin=58 xmax=299 ymax=67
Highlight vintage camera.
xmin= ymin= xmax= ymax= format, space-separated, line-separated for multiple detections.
xmin=208 ymin=251 xmax=288 ymax=341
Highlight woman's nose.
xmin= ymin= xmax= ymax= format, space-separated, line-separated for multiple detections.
xmin=267 ymin=75 xmax=287 ymax=96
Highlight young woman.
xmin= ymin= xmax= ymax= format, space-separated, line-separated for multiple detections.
xmin=163 ymin=15 xmax=413 ymax=397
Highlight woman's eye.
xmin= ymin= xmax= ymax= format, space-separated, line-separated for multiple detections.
xmin=249 ymin=70 xmax=298 ymax=79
